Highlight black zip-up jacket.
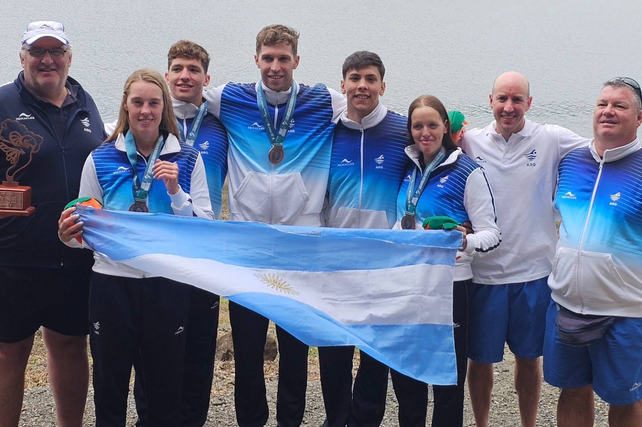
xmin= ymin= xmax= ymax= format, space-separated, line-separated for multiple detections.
xmin=0 ymin=72 xmax=106 ymax=268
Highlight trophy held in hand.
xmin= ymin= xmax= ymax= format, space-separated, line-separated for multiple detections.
xmin=0 ymin=119 xmax=43 ymax=217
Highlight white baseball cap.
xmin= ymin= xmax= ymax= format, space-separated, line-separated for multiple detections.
xmin=22 ymin=21 xmax=69 ymax=45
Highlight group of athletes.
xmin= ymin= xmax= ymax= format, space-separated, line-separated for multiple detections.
xmin=1 ymin=19 xmax=641 ymax=427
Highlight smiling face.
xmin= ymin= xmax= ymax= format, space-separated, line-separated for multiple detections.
xmin=124 ymin=80 xmax=163 ymax=144
xmin=593 ymin=85 xmax=642 ymax=153
xmin=490 ymin=72 xmax=532 ymax=140
xmin=341 ymin=65 xmax=385 ymax=123
xmin=20 ymin=37 xmax=72 ymax=102
xmin=254 ymin=42 xmax=299 ymax=92
xmin=410 ymin=106 xmax=448 ymax=164
xmin=166 ymin=57 xmax=210 ymax=106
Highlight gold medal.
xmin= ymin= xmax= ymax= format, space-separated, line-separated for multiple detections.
xmin=129 ymin=201 xmax=148 ymax=213
xmin=268 ymin=146 xmax=284 ymax=165
xmin=401 ymin=214 xmax=416 ymax=230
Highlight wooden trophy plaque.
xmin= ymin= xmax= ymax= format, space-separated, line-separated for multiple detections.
xmin=0 ymin=180 xmax=35 ymax=216
xmin=0 ymin=118 xmax=44 ymax=217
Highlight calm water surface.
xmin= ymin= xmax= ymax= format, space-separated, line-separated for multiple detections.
xmin=2 ymin=0 xmax=641 ymax=137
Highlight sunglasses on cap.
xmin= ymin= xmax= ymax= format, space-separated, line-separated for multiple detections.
xmin=607 ymin=77 xmax=642 ymax=103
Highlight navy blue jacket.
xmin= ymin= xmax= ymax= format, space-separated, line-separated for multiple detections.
xmin=0 ymin=73 xmax=106 ymax=267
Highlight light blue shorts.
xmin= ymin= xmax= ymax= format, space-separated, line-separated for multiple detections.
xmin=468 ymin=277 xmax=551 ymax=363
xmin=543 ymin=300 xmax=642 ymax=406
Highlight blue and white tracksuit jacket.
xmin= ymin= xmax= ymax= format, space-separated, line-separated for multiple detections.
xmin=172 ymin=98 xmax=228 ymax=219
xmin=204 ymin=81 xmax=345 ymax=226
xmin=394 ymin=146 xmax=501 ymax=281
xmin=550 ymin=139 xmax=642 ymax=318
xmin=325 ymin=103 xmax=408 ymax=229
xmin=74 ymin=133 xmax=212 ymax=278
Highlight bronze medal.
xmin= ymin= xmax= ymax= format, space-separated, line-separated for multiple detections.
xmin=129 ymin=201 xmax=148 ymax=213
xmin=401 ymin=214 xmax=416 ymax=230
xmin=268 ymin=145 xmax=284 ymax=165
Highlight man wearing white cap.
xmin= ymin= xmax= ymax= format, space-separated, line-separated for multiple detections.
xmin=0 ymin=21 xmax=105 ymax=427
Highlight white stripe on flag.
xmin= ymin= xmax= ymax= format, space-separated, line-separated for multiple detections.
xmin=121 ymin=254 xmax=454 ymax=326
xmin=76 ymin=206 xmax=461 ymax=384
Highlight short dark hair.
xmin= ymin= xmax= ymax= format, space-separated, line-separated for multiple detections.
xmin=167 ymin=40 xmax=210 ymax=73
xmin=256 ymin=24 xmax=299 ymax=56
xmin=342 ymin=51 xmax=385 ymax=80
xmin=407 ymin=95 xmax=457 ymax=151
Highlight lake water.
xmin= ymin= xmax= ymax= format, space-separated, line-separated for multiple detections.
xmin=2 ymin=0 xmax=641 ymax=137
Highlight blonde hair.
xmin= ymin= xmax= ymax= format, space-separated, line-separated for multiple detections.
xmin=107 ymin=68 xmax=179 ymax=142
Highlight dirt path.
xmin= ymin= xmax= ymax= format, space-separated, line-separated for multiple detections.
xmin=21 ymin=331 xmax=609 ymax=426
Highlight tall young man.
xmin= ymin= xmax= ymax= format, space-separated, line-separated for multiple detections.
xmin=320 ymin=51 xmax=408 ymax=427
xmin=203 ymin=24 xmax=345 ymax=427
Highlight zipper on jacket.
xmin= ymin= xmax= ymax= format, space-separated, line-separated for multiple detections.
xmin=358 ymin=128 xmax=364 ymax=227
xmin=269 ymin=102 xmax=280 ymax=224
xmin=576 ymin=160 xmax=604 ymax=312
xmin=57 ymin=105 xmax=90 ymax=267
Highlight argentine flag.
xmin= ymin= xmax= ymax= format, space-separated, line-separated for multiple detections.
xmin=75 ymin=205 xmax=460 ymax=385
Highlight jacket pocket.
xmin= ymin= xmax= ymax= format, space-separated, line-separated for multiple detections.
xmin=271 ymin=173 xmax=310 ymax=224
xmin=548 ymin=247 xmax=579 ymax=301
xmin=233 ymin=171 xmax=270 ymax=222
xmin=579 ymin=251 xmax=629 ymax=305
xmin=359 ymin=209 xmax=390 ymax=229
xmin=233 ymin=171 xmax=310 ymax=224
xmin=332 ymin=208 xmax=389 ymax=229
xmin=332 ymin=207 xmax=359 ymax=228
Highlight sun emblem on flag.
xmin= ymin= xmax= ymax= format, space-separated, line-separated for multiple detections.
xmin=255 ymin=273 xmax=299 ymax=295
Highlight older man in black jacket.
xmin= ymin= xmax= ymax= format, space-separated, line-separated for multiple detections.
xmin=0 ymin=21 xmax=105 ymax=427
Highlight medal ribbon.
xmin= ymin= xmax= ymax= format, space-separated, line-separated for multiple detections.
xmin=124 ymin=132 xmax=165 ymax=204
xmin=405 ymin=150 xmax=446 ymax=217
xmin=256 ymin=81 xmax=298 ymax=151
xmin=183 ymin=100 xmax=208 ymax=147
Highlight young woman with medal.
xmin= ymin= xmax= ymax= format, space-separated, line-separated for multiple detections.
xmin=391 ymin=95 xmax=501 ymax=427
xmin=58 ymin=69 xmax=213 ymax=426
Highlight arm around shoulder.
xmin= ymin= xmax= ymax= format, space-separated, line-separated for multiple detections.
xmin=328 ymin=87 xmax=347 ymax=123
xmin=202 ymin=83 xmax=225 ymax=118
xmin=555 ymin=125 xmax=590 ymax=158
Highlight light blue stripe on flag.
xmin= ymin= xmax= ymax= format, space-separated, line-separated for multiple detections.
xmin=76 ymin=206 xmax=461 ymax=384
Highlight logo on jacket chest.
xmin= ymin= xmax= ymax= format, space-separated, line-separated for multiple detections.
xmin=248 ymin=122 xmax=265 ymax=131
xmin=112 ymin=166 xmax=133 ymax=175
xmin=81 ymin=117 xmax=92 ymax=133
xmin=524 ymin=149 xmax=537 ymax=166
xmin=374 ymin=154 xmax=384 ymax=169
xmin=199 ymin=140 xmax=209 ymax=154
xmin=247 ymin=119 xmax=295 ymax=133
xmin=16 ymin=112 xmax=35 ymax=121
xmin=437 ymin=175 xmax=449 ymax=188
xmin=562 ymin=191 xmax=577 ymax=200
xmin=609 ymin=192 xmax=621 ymax=206
xmin=337 ymin=158 xmax=354 ymax=167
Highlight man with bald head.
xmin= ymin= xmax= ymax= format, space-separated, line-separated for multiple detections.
xmin=461 ymin=71 xmax=587 ymax=427
xmin=544 ymin=78 xmax=642 ymax=427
